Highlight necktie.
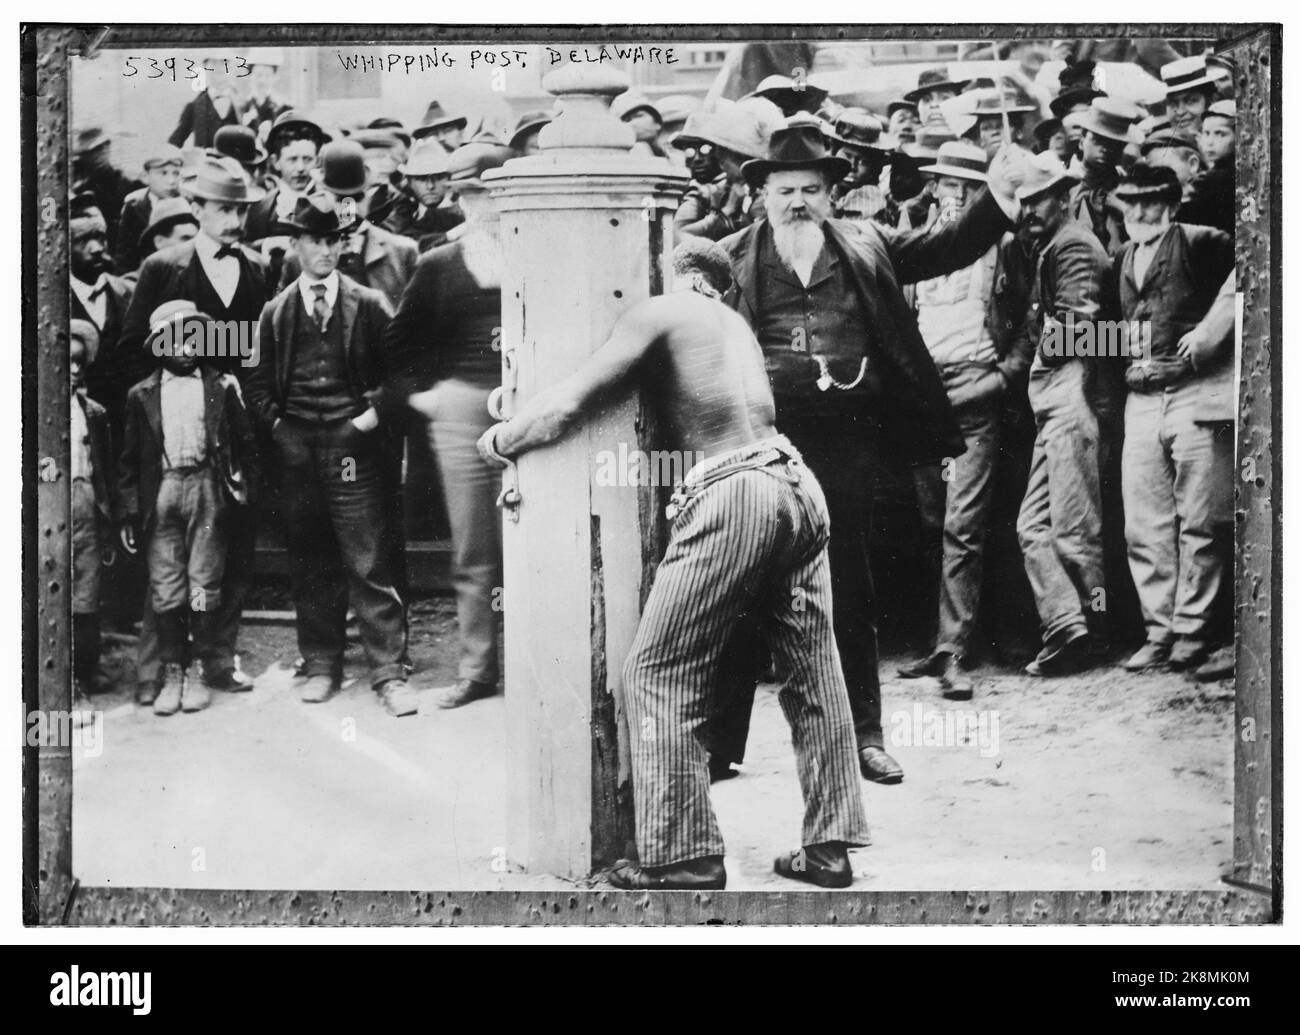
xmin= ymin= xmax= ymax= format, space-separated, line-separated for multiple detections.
xmin=312 ymin=284 xmax=329 ymax=329
xmin=88 ymin=281 xmax=107 ymax=300
xmin=214 ymin=244 xmax=240 ymax=260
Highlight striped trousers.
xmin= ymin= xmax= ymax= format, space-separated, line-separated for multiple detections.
xmin=622 ymin=437 xmax=871 ymax=867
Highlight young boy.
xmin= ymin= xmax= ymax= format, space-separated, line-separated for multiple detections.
xmin=70 ymin=319 xmax=118 ymax=707
xmin=118 ymin=300 xmax=259 ymax=715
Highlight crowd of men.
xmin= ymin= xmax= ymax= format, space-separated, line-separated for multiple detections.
xmin=66 ymin=41 xmax=1240 ymax=883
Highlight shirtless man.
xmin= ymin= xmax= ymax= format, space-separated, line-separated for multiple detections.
xmin=476 ymin=237 xmax=871 ymax=890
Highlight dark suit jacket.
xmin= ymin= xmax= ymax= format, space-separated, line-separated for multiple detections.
xmin=168 ymin=90 xmax=244 ymax=149
xmin=118 ymin=366 xmax=260 ymax=529
xmin=71 ymin=273 xmax=144 ymax=445
xmin=115 ymin=187 xmax=155 ymax=274
xmin=245 ymin=273 xmax=396 ymax=434
xmin=381 ymin=195 xmax=465 ymax=253
xmin=77 ymin=393 xmax=119 ymax=522
xmin=278 ymin=222 xmax=418 ymax=311
xmin=121 ymin=239 xmax=270 ymax=367
xmin=720 ymin=187 xmax=1014 ymax=466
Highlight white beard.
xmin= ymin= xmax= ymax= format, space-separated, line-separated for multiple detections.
xmin=772 ymin=219 xmax=825 ymax=284
xmin=1125 ymin=214 xmax=1171 ymax=245
xmin=461 ymin=229 xmax=503 ymax=289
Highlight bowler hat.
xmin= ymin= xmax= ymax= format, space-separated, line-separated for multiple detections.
xmin=412 ymin=100 xmax=468 ymax=140
xmin=1049 ymin=86 xmax=1107 ymax=119
xmin=1014 ymin=151 xmax=1080 ymax=201
xmin=180 ymin=155 xmax=266 ymax=204
xmin=904 ymin=68 xmax=970 ymax=105
xmin=508 ymin=110 xmax=552 ymax=151
xmin=70 ymin=319 xmax=100 ymax=365
xmin=446 ymin=141 xmax=514 ymax=191
xmin=1076 ymin=97 xmax=1144 ymax=145
xmin=1113 ymin=161 xmax=1181 ymax=203
xmin=1161 ymin=55 xmax=1219 ymax=96
xmin=275 ymin=193 xmax=361 ymax=236
xmin=923 ymin=141 xmax=990 ymax=182
xmin=399 ymin=138 xmax=453 ymax=178
xmin=741 ymin=114 xmax=851 ymax=186
xmin=268 ymin=110 xmax=331 ymax=151
xmin=318 ymin=140 xmax=370 ymax=196
xmin=139 ymin=195 xmax=198 ymax=248
xmin=212 ymin=125 xmax=267 ymax=167
xmin=142 ymin=144 xmax=186 ymax=170
xmin=886 ymin=99 xmax=919 ymax=119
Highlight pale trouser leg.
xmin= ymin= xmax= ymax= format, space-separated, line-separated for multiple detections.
xmin=1122 ymin=392 xmax=1178 ymax=644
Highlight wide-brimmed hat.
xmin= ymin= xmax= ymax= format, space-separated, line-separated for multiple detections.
xmin=367 ymin=117 xmax=411 ymax=149
xmin=1049 ymin=86 xmax=1107 ymax=118
xmin=741 ymin=114 xmax=851 ymax=186
xmin=275 ymin=193 xmax=362 ymax=236
xmin=412 ymin=100 xmax=468 ymax=140
xmin=963 ymin=85 xmax=1039 ymax=118
xmin=1114 ymin=161 xmax=1182 ymax=203
xmin=904 ymin=68 xmax=970 ymax=104
xmin=1014 ymin=151 xmax=1080 ymax=201
xmin=1161 ymin=55 xmax=1219 ymax=96
xmin=747 ymin=74 xmax=829 ymax=116
xmin=180 ymin=155 xmax=266 ymax=204
xmin=399 ymin=137 xmax=453 ymax=178
xmin=268 ymin=110 xmax=331 ymax=150
xmin=611 ymin=91 xmax=663 ymax=124
xmin=446 ymin=141 xmax=514 ymax=192
xmin=145 ymin=300 xmax=215 ymax=355
xmin=903 ymin=126 xmax=958 ymax=165
xmin=828 ymin=108 xmax=890 ymax=152
xmin=923 ymin=141 xmax=990 ymax=181
xmin=317 ymin=140 xmax=370 ymax=196
xmin=508 ymin=110 xmax=552 ymax=151
xmin=673 ymin=100 xmax=773 ymax=160
xmin=139 ymin=195 xmax=198 ymax=248
xmin=1076 ymin=97 xmax=1144 ymax=145
xmin=142 ymin=144 xmax=186 ymax=171
xmin=212 ymin=125 xmax=267 ymax=167
xmin=70 ymin=319 xmax=100 ymax=363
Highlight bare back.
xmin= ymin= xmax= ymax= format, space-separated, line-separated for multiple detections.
xmin=637 ymin=291 xmax=778 ymax=463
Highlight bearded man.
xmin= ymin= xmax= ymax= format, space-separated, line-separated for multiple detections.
xmin=708 ymin=116 xmax=1025 ymax=785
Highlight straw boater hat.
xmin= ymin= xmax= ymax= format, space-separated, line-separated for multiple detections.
xmin=275 ymin=193 xmax=362 ymax=236
xmin=1113 ymin=162 xmax=1182 ymax=204
xmin=139 ymin=196 xmax=198 ymax=248
xmin=412 ymin=100 xmax=468 ymax=140
xmin=399 ymin=138 xmax=453 ymax=178
xmin=1160 ymin=55 xmax=1219 ymax=97
xmin=923 ymin=141 xmax=990 ymax=181
xmin=904 ymin=67 xmax=970 ymax=104
xmin=1014 ymin=151 xmax=1080 ymax=201
xmin=180 ymin=155 xmax=266 ymax=204
xmin=1075 ymin=97 xmax=1145 ymax=145
xmin=740 ymin=114 xmax=851 ymax=186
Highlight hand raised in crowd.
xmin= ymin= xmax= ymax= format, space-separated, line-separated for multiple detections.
xmin=985 ymin=144 xmax=1035 ymax=205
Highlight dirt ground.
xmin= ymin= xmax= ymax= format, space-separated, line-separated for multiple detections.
xmin=72 ymin=597 xmax=1234 ymax=892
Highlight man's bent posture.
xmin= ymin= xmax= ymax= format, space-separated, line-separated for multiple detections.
xmin=477 ymin=238 xmax=870 ymax=890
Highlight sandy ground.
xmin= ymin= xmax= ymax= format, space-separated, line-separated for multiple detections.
xmin=72 ymin=598 xmax=1233 ymax=892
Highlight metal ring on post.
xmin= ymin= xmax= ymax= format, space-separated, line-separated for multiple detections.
xmin=487 ymin=385 xmax=506 ymax=421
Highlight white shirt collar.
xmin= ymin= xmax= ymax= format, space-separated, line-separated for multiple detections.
xmin=193 ymin=232 xmax=237 ymax=262
xmin=161 ymin=367 xmax=202 ymax=382
xmin=297 ymin=270 xmax=340 ymax=313
xmin=70 ymin=272 xmax=108 ymax=300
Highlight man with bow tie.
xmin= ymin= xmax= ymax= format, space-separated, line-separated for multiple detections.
xmin=121 ymin=156 xmax=271 ymax=703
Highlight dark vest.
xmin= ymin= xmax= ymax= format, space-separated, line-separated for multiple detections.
xmin=284 ymin=289 xmax=361 ymax=422
xmin=188 ymin=255 xmax=267 ymax=379
xmin=1120 ymin=226 xmax=1225 ymax=366
xmin=754 ymin=224 xmax=879 ymax=416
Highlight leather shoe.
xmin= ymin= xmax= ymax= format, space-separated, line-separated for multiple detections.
xmin=204 ymin=666 xmax=254 ymax=692
xmin=1122 ymin=640 xmax=1171 ymax=671
xmin=939 ymin=653 xmax=974 ymax=700
xmin=299 ymin=674 xmax=336 ymax=704
xmin=708 ymin=754 xmax=739 ymax=783
xmin=153 ymin=665 xmax=185 ymax=716
xmin=1169 ymin=638 xmax=1211 ymax=671
xmin=774 ymin=841 xmax=854 ymax=888
xmin=859 ymin=746 xmax=903 ymax=784
xmin=1024 ymin=626 xmax=1091 ymax=676
xmin=608 ymin=855 xmax=726 ymax=890
xmin=1193 ymin=646 xmax=1233 ymax=683
xmin=434 ymin=677 xmax=497 ymax=710
xmin=377 ymin=678 xmax=419 ymax=717
xmin=897 ymin=651 xmax=947 ymax=679
xmin=181 ymin=678 xmax=212 ymax=712
xmin=135 ymin=680 xmax=161 ymax=707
